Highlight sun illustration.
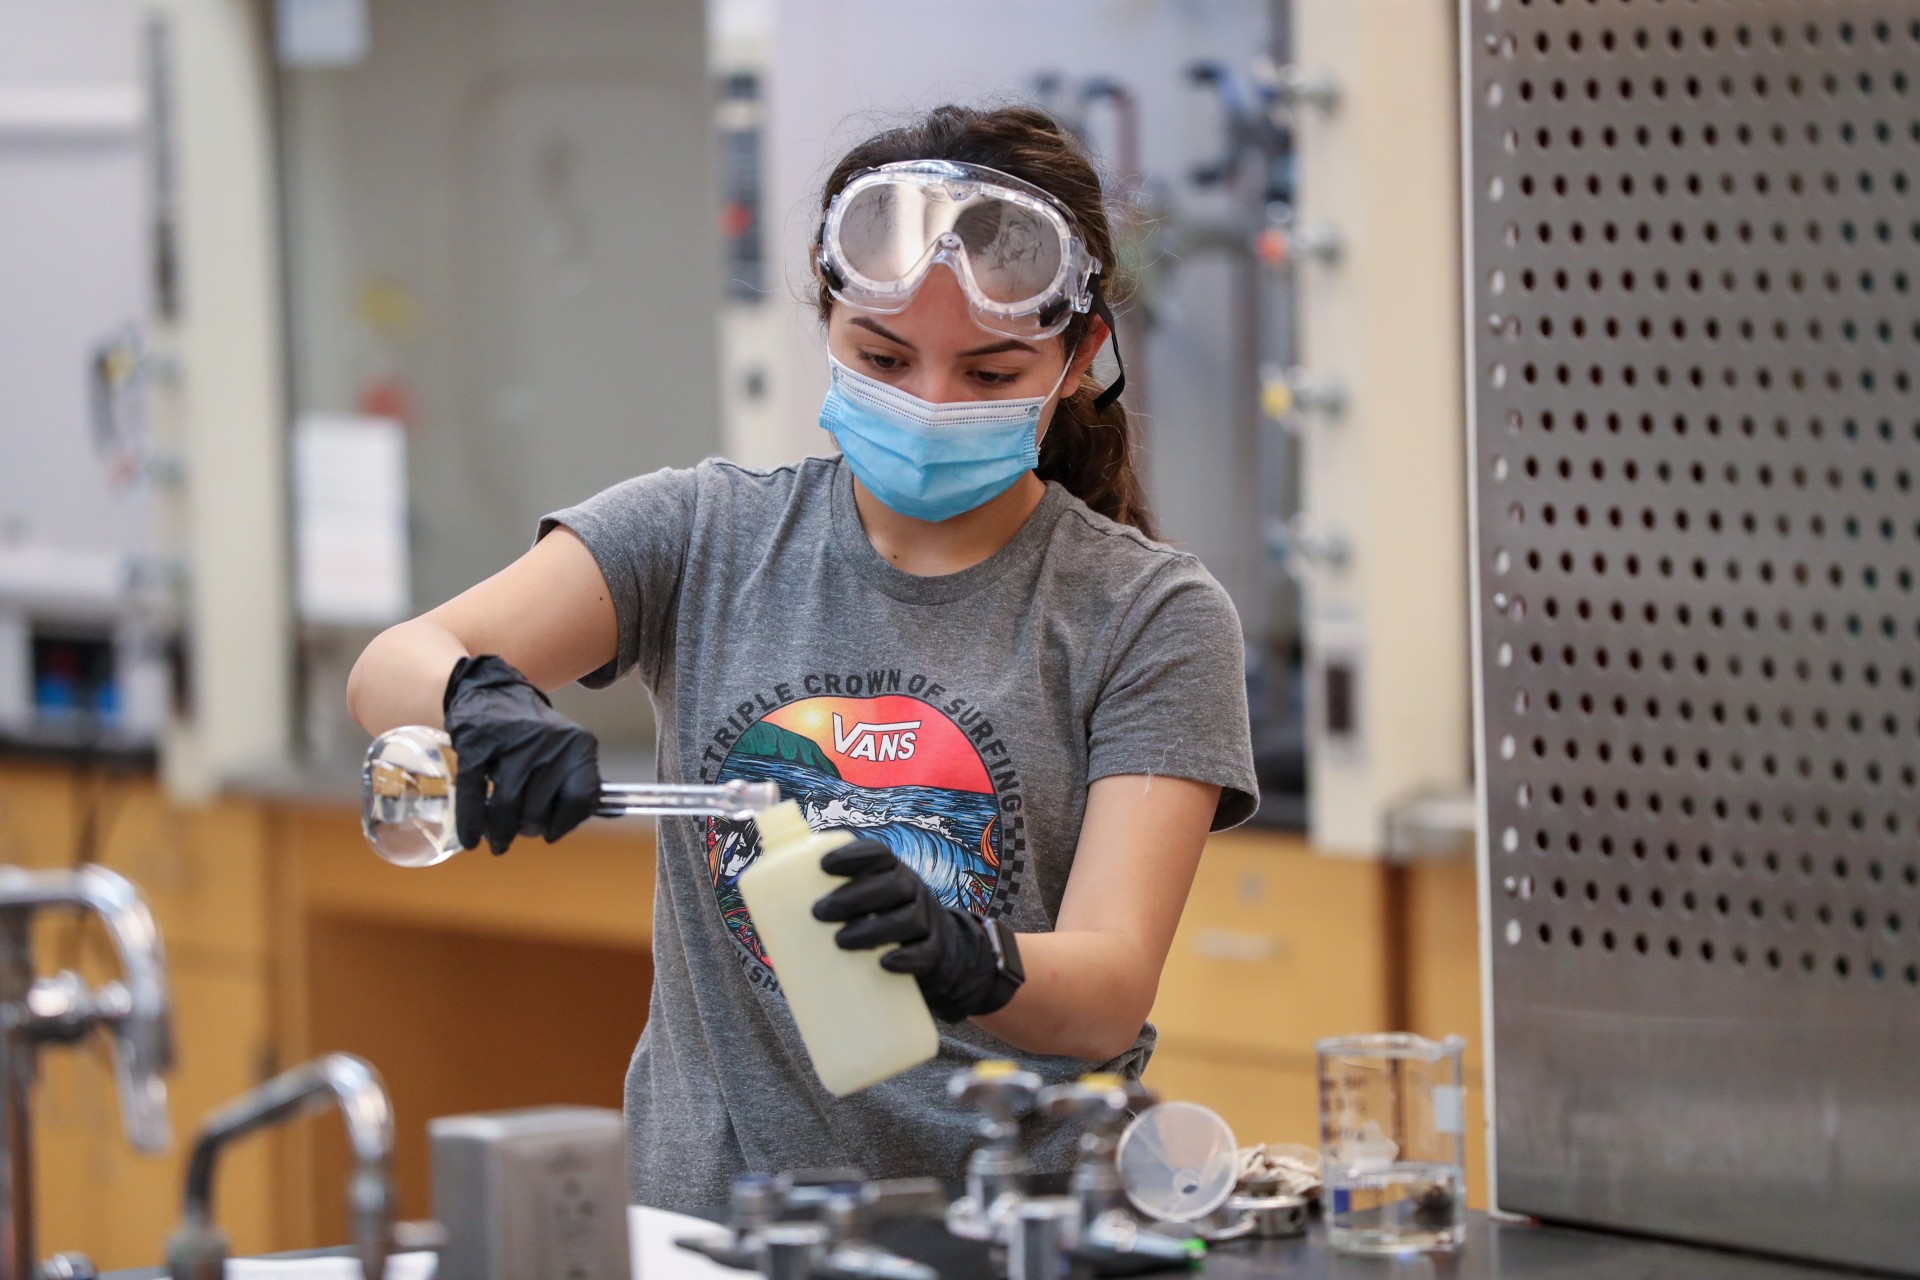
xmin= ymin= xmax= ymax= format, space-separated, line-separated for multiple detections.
xmin=705 ymin=692 xmax=1006 ymax=968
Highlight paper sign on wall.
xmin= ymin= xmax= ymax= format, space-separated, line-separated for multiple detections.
xmin=293 ymin=414 xmax=409 ymax=626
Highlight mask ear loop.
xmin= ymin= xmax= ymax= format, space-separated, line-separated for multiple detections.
xmin=1088 ymin=285 xmax=1127 ymax=413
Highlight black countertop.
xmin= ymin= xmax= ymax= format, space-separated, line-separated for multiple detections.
xmin=102 ymin=1211 xmax=1878 ymax=1279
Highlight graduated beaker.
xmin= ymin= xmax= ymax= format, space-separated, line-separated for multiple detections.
xmin=1316 ymin=1033 xmax=1467 ymax=1254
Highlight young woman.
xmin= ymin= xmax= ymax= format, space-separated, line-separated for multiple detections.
xmin=347 ymin=104 xmax=1256 ymax=1211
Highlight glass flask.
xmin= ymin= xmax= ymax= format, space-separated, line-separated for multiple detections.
xmin=362 ymin=725 xmax=779 ymax=867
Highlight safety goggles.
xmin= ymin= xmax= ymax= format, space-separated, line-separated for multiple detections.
xmin=818 ymin=160 xmax=1102 ymax=340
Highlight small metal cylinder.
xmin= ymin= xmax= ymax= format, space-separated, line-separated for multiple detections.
xmin=1008 ymin=1198 xmax=1076 ymax=1280
xmin=758 ymin=1224 xmax=827 ymax=1280
xmin=730 ymin=1172 xmax=787 ymax=1233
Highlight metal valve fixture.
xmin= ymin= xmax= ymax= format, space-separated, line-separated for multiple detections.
xmin=0 ymin=865 xmax=173 ymax=1280
xmin=944 ymin=1061 xmax=1042 ymax=1243
xmin=1038 ymin=1074 xmax=1156 ymax=1224
xmin=679 ymin=1172 xmax=944 ymax=1280
xmin=1260 ymin=365 xmax=1347 ymax=424
xmin=1265 ymin=517 xmax=1352 ymax=582
xmin=1270 ymin=65 xmax=1341 ymax=112
xmin=1255 ymin=217 xmax=1344 ymax=271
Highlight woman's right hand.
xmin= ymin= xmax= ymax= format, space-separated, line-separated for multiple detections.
xmin=443 ymin=654 xmax=603 ymax=855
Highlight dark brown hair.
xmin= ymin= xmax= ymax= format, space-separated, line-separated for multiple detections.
xmin=813 ymin=104 xmax=1156 ymax=538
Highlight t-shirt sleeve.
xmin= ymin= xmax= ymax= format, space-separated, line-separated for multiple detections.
xmin=536 ymin=465 xmax=699 ymax=690
xmin=1086 ymin=559 xmax=1260 ymax=830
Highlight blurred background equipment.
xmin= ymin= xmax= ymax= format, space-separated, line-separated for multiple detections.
xmin=1469 ymin=1 xmax=1920 ymax=1272
xmin=429 ymin=1107 xmax=629 ymax=1280
xmin=1287 ymin=0 xmax=1470 ymax=857
xmin=0 ymin=1 xmax=175 ymax=762
xmin=0 ymin=0 xmax=294 ymax=795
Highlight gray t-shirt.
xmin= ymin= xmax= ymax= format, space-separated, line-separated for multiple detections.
xmin=540 ymin=455 xmax=1256 ymax=1211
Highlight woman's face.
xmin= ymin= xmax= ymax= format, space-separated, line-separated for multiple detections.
xmin=826 ymin=266 xmax=1105 ymax=429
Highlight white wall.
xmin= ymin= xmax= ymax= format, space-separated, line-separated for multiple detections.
xmin=1293 ymin=0 xmax=1467 ymax=852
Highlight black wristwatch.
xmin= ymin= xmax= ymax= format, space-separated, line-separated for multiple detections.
xmin=982 ymin=915 xmax=1026 ymax=993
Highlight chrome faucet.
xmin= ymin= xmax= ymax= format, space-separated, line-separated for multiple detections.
xmin=168 ymin=1054 xmax=396 ymax=1280
xmin=0 ymin=865 xmax=174 ymax=1280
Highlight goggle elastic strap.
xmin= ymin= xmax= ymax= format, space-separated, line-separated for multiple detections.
xmin=1089 ymin=286 xmax=1127 ymax=414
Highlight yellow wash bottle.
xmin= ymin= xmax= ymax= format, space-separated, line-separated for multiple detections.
xmin=739 ymin=801 xmax=940 ymax=1095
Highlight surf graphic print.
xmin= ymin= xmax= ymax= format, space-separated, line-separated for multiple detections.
xmin=704 ymin=688 xmax=1009 ymax=972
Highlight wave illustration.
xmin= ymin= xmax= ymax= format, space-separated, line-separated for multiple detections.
xmin=709 ymin=755 xmax=1003 ymax=964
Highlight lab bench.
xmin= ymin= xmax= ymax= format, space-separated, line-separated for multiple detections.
xmin=0 ymin=758 xmax=1483 ymax=1270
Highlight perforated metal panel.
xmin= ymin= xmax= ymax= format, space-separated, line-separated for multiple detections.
xmin=1465 ymin=2 xmax=1920 ymax=1271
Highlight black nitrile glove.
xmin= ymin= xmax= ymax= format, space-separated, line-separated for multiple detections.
xmin=810 ymin=838 xmax=1016 ymax=1022
xmin=443 ymin=654 xmax=602 ymax=856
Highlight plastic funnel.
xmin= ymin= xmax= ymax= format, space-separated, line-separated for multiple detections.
xmin=1115 ymin=1100 xmax=1238 ymax=1223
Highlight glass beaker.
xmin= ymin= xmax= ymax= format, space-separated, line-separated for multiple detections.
xmin=1316 ymin=1033 xmax=1467 ymax=1254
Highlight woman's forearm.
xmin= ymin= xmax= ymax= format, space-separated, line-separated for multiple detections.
xmin=970 ymin=927 xmax=1158 ymax=1063
xmin=347 ymin=530 xmax=621 ymax=738
xmin=345 ymin=618 xmax=471 ymax=735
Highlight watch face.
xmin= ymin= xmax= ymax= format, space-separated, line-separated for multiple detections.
xmin=992 ymin=917 xmax=1026 ymax=985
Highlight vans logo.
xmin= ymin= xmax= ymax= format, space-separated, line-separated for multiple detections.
xmin=832 ymin=713 xmax=921 ymax=762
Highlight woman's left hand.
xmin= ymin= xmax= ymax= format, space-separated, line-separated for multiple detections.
xmin=810 ymin=839 xmax=1016 ymax=1022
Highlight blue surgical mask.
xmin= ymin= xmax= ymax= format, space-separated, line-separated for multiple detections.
xmin=820 ymin=354 xmax=1070 ymax=523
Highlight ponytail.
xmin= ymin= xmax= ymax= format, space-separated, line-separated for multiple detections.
xmin=1039 ymin=376 xmax=1156 ymax=540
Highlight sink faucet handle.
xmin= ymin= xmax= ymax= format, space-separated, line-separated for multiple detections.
xmin=94 ymin=978 xmax=174 ymax=1152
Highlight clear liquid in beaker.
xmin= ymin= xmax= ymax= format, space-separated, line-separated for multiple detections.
xmin=1325 ymin=1162 xmax=1465 ymax=1253
xmin=1317 ymin=1033 xmax=1468 ymax=1255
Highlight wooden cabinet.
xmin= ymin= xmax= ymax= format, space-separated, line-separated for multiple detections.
xmin=266 ymin=802 xmax=660 ymax=1248
xmin=1151 ymin=831 xmax=1394 ymax=1059
xmin=1141 ymin=830 xmax=1387 ymax=1167
xmin=1141 ymin=1048 xmax=1321 ymax=1150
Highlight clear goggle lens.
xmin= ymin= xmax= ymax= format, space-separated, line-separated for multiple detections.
xmin=822 ymin=162 xmax=1096 ymax=339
